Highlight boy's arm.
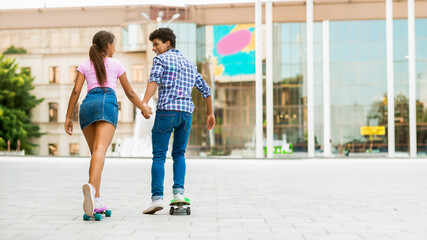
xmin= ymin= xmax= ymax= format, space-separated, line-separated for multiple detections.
xmin=195 ymin=73 xmax=215 ymax=130
xmin=142 ymin=82 xmax=158 ymax=104
xmin=194 ymin=73 xmax=211 ymax=99
xmin=204 ymin=96 xmax=215 ymax=130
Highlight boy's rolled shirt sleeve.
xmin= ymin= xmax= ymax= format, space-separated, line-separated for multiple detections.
xmin=195 ymin=73 xmax=211 ymax=98
xmin=148 ymin=57 xmax=164 ymax=84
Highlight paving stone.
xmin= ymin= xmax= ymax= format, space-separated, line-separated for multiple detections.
xmin=0 ymin=157 xmax=426 ymax=240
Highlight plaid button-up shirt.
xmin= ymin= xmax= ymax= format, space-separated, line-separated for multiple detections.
xmin=148 ymin=49 xmax=211 ymax=113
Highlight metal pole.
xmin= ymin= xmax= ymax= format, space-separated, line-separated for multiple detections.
xmin=209 ymin=55 xmax=216 ymax=148
xmin=386 ymin=0 xmax=395 ymax=157
xmin=266 ymin=0 xmax=274 ymax=158
xmin=255 ymin=0 xmax=264 ymax=158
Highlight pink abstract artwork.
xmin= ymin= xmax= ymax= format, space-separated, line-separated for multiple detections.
xmin=217 ymin=30 xmax=252 ymax=55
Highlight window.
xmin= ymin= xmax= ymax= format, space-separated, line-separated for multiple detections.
xmin=49 ymin=66 xmax=60 ymax=84
xmin=49 ymin=102 xmax=58 ymax=122
xmin=69 ymin=66 xmax=78 ymax=83
xmin=48 ymin=143 xmax=58 ymax=156
xmin=69 ymin=143 xmax=79 ymax=156
xmin=132 ymin=64 xmax=144 ymax=82
xmin=118 ymin=102 xmax=122 ymax=122
xmin=72 ymin=103 xmax=79 ymax=122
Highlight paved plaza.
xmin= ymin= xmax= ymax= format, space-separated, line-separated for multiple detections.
xmin=0 ymin=156 xmax=426 ymax=240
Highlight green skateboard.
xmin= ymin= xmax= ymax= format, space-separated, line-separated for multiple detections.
xmin=169 ymin=198 xmax=191 ymax=215
xmin=83 ymin=209 xmax=112 ymax=221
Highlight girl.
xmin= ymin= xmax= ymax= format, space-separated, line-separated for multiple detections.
xmin=64 ymin=30 xmax=146 ymax=217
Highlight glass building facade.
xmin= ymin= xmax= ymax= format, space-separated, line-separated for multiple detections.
xmin=2 ymin=4 xmax=425 ymax=157
xmin=186 ymin=18 xmax=427 ymax=157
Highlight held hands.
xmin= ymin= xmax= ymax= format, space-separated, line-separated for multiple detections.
xmin=141 ymin=102 xmax=153 ymax=119
xmin=64 ymin=119 xmax=73 ymax=135
xmin=206 ymin=114 xmax=215 ymax=130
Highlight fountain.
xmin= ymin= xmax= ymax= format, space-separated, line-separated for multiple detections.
xmin=112 ymin=95 xmax=157 ymax=157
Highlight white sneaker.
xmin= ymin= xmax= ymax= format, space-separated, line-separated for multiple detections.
xmin=142 ymin=199 xmax=163 ymax=214
xmin=173 ymin=193 xmax=185 ymax=202
xmin=82 ymin=183 xmax=95 ymax=216
xmin=94 ymin=199 xmax=108 ymax=212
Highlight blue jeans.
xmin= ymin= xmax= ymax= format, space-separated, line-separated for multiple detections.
xmin=151 ymin=110 xmax=193 ymax=200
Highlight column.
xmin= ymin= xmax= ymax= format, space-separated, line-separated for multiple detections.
xmin=386 ymin=0 xmax=395 ymax=157
xmin=266 ymin=0 xmax=274 ymax=158
xmin=306 ymin=0 xmax=315 ymax=157
xmin=322 ymin=20 xmax=331 ymax=157
xmin=255 ymin=0 xmax=264 ymax=158
xmin=408 ymin=0 xmax=417 ymax=157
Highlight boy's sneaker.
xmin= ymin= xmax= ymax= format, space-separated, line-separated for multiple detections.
xmin=82 ymin=183 xmax=95 ymax=216
xmin=94 ymin=199 xmax=108 ymax=213
xmin=142 ymin=199 xmax=163 ymax=214
xmin=173 ymin=193 xmax=185 ymax=202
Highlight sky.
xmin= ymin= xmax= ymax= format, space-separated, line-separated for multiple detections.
xmin=0 ymin=0 xmax=258 ymax=10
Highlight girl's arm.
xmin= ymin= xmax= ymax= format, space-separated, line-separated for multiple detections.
xmin=119 ymin=72 xmax=145 ymax=111
xmin=64 ymin=72 xmax=85 ymax=135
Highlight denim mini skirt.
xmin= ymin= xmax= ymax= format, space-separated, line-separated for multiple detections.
xmin=79 ymin=87 xmax=119 ymax=130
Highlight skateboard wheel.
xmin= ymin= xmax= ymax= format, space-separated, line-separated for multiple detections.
xmin=186 ymin=207 xmax=191 ymax=215
xmin=105 ymin=210 xmax=112 ymax=217
xmin=94 ymin=213 xmax=102 ymax=221
xmin=83 ymin=214 xmax=90 ymax=221
xmin=169 ymin=207 xmax=175 ymax=215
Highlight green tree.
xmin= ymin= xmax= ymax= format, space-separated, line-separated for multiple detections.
xmin=0 ymin=54 xmax=44 ymax=153
xmin=3 ymin=45 xmax=27 ymax=55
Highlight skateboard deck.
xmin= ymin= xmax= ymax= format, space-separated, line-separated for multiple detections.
xmin=169 ymin=198 xmax=191 ymax=215
xmin=83 ymin=209 xmax=112 ymax=221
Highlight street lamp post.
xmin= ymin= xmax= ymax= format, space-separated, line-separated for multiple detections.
xmin=156 ymin=11 xmax=164 ymax=27
xmin=142 ymin=11 xmax=181 ymax=28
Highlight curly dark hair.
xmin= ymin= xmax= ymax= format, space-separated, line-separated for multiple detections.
xmin=149 ymin=28 xmax=176 ymax=48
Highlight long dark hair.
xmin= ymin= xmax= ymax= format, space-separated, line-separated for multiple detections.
xmin=89 ymin=31 xmax=115 ymax=86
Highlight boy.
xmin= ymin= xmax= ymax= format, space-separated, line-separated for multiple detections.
xmin=141 ymin=28 xmax=215 ymax=214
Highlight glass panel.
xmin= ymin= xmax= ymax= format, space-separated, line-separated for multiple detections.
xmin=271 ymin=22 xmax=309 ymax=157
xmin=168 ymin=23 xmax=197 ymax=63
xmin=416 ymin=19 xmax=427 ymax=155
xmin=188 ymin=24 xmax=256 ymax=157
xmin=330 ymin=20 xmax=388 ymax=155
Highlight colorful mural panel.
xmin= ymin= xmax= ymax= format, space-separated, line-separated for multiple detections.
xmin=213 ymin=24 xmax=256 ymax=76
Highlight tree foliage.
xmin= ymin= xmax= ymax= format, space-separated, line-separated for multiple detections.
xmin=3 ymin=45 xmax=27 ymax=55
xmin=0 ymin=54 xmax=44 ymax=153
